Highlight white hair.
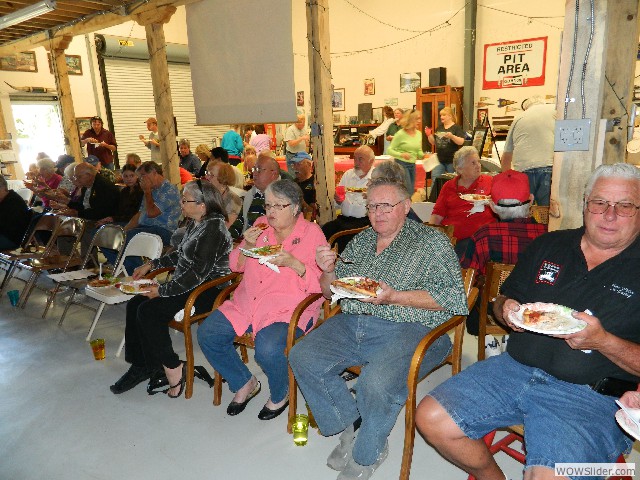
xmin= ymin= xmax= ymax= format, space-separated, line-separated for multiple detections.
xmin=453 ymin=146 xmax=479 ymax=172
xmin=584 ymin=163 xmax=640 ymax=198
xmin=490 ymin=199 xmax=531 ymax=220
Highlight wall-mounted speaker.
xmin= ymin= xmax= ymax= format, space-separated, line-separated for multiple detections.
xmin=429 ymin=67 xmax=447 ymax=87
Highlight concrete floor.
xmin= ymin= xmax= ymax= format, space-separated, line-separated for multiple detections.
xmin=0 ymin=273 xmax=637 ymax=480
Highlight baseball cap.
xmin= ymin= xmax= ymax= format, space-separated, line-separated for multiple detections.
xmin=55 ymin=154 xmax=75 ymax=171
xmin=291 ymin=152 xmax=312 ymax=163
xmin=145 ymin=117 xmax=157 ymax=124
xmin=90 ymin=115 xmax=103 ymax=123
xmin=491 ymin=169 xmax=530 ymax=204
xmin=84 ymin=155 xmax=101 ymax=166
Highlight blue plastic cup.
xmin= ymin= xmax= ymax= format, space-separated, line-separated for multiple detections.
xmin=7 ymin=290 xmax=19 ymax=307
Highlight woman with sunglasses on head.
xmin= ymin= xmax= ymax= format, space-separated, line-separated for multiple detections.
xmin=110 ymin=180 xmax=232 ymax=398
xmin=197 ymin=179 xmax=327 ymax=421
xmin=204 ymin=160 xmax=244 ymax=240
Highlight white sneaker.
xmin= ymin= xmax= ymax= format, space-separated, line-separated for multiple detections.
xmin=485 ymin=335 xmax=502 ymax=358
xmin=337 ymin=441 xmax=388 ymax=480
xmin=327 ymin=424 xmax=357 ymax=471
xmin=501 ymin=335 xmax=509 ymax=352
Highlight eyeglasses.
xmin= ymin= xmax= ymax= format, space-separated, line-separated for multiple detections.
xmin=586 ymin=199 xmax=640 ymax=217
xmin=181 ymin=198 xmax=199 ymax=204
xmin=265 ymin=203 xmax=291 ymax=211
xmin=365 ymin=200 xmax=404 ymax=214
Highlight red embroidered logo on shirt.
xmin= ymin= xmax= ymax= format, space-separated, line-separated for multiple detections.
xmin=536 ymin=261 xmax=561 ymax=285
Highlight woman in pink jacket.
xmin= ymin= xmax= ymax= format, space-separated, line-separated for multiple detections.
xmin=197 ymin=180 xmax=327 ymax=420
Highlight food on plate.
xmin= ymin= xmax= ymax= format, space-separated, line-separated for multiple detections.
xmin=331 ymin=277 xmax=380 ymax=298
xmin=346 ymin=187 xmax=367 ymax=193
xmin=460 ymin=193 xmax=491 ymax=202
xmin=118 ymin=280 xmax=157 ymax=294
xmin=246 ymin=244 xmax=282 ymax=257
xmin=88 ymin=278 xmax=112 ymax=287
xmin=254 ymin=223 xmax=269 ymax=231
xmin=522 ymin=308 xmax=568 ymax=327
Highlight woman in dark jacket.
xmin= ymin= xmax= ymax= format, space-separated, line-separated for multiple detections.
xmin=95 ymin=164 xmax=143 ymax=227
xmin=110 ymin=179 xmax=232 ymax=398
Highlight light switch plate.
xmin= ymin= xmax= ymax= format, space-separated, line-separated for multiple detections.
xmin=554 ymin=119 xmax=591 ymax=151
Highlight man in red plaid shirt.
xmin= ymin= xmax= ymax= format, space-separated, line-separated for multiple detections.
xmin=461 ymin=169 xmax=547 ymax=355
xmin=460 ymin=169 xmax=547 ymax=276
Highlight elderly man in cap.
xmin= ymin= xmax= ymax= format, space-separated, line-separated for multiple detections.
xmin=81 ymin=115 xmax=117 ymax=170
xmin=292 ymin=152 xmax=316 ymax=207
xmin=85 ymin=155 xmax=116 ymax=184
xmin=460 ymin=169 xmax=548 ymax=355
xmin=139 ymin=117 xmax=160 ymax=163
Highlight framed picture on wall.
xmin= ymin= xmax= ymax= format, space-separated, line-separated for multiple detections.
xmin=471 ymin=127 xmax=489 ymax=155
xmin=48 ymin=54 xmax=83 ymax=75
xmin=332 ymin=88 xmax=345 ymax=111
xmin=476 ymin=108 xmax=488 ymax=127
xmin=364 ymin=79 xmax=375 ymax=96
xmin=372 ymin=107 xmax=382 ymax=124
xmin=400 ymin=72 xmax=421 ymax=93
xmin=0 ymin=51 xmax=37 ymax=72
xmin=76 ymin=117 xmax=92 ymax=138
xmin=296 ymin=91 xmax=304 ymax=106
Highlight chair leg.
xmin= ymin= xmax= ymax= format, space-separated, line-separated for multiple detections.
xmin=399 ymin=397 xmax=418 ymax=480
xmin=19 ymin=273 xmax=37 ymax=308
xmin=183 ymin=324 xmax=195 ymax=400
xmin=58 ymin=288 xmax=77 ymax=326
xmin=85 ymin=303 xmax=106 ymax=341
xmin=42 ymin=283 xmax=62 ymax=319
xmin=287 ymin=366 xmax=296 ymax=434
xmin=213 ymin=370 xmax=223 ymax=406
xmin=116 ymin=334 xmax=125 ymax=357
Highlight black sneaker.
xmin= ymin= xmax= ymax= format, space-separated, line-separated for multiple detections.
xmin=110 ymin=365 xmax=151 ymax=394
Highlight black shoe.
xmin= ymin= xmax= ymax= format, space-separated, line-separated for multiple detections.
xmin=257 ymin=400 xmax=289 ymax=421
xmin=110 ymin=365 xmax=151 ymax=394
xmin=227 ymin=380 xmax=261 ymax=416
xmin=147 ymin=368 xmax=169 ymax=395
xmin=167 ymin=363 xmax=186 ymax=399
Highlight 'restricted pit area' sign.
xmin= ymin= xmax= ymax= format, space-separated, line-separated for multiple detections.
xmin=483 ymin=37 xmax=547 ymax=89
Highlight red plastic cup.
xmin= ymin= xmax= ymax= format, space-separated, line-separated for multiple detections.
xmin=335 ymin=186 xmax=346 ymax=203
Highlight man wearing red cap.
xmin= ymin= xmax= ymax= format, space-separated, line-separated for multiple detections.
xmin=460 ymin=169 xmax=547 ymax=276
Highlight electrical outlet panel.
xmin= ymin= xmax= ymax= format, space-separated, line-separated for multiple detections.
xmin=554 ymin=119 xmax=591 ymax=151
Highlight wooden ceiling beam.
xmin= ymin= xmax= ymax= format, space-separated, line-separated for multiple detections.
xmin=0 ymin=0 xmax=200 ymax=56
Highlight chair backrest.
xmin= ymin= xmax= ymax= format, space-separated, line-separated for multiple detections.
xmin=85 ymin=224 xmax=126 ymax=268
xmin=15 ymin=188 xmax=34 ymax=204
xmin=328 ymin=226 xmax=369 ymax=253
xmin=21 ymin=212 xmax=61 ymax=252
xmin=51 ymin=216 xmax=85 ymax=260
xmin=531 ymin=205 xmax=549 ymax=225
xmin=114 ymin=232 xmax=163 ymax=277
xmin=480 ymin=262 xmax=516 ymax=319
xmin=424 ymin=223 xmax=456 ymax=246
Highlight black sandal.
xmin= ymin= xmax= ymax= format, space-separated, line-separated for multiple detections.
xmin=167 ymin=363 xmax=186 ymax=399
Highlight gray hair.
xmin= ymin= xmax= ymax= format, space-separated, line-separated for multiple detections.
xmin=490 ymin=199 xmax=531 ymax=221
xmin=0 ymin=175 xmax=7 ymax=191
xmin=521 ymin=95 xmax=545 ymax=111
xmin=367 ymin=177 xmax=410 ymax=201
xmin=37 ymin=157 xmax=56 ymax=173
xmin=584 ymin=163 xmax=640 ymax=198
xmin=182 ymin=180 xmax=227 ymax=220
xmin=265 ymin=179 xmax=304 ymax=215
xmin=63 ymin=163 xmax=76 ymax=178
xmin=178 ymin=138 xmax=190 ymax=148
xmin=370 ymin=160 xmax=408 ymax=184
xmin=137 ymin=160 xmax=162 ymax=175
xmin=453 ymin=146 xmax=479 ymax=172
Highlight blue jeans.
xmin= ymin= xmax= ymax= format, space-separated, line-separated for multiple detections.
xmin=289 ymin=313 xmax=451 ymax=466
xmin=430 ymin=161 xmax=455 ymax=182
xmin=524 ymin=166 xmax=552 ymax=206
xmin=394 ymin=159 xmax=416 ymax=193
xmin=428 ymin=353 xmax=632 ymax=479
xmin=197 ymin=309 xmax=306 ymax=403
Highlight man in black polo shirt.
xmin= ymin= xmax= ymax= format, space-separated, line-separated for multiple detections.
xmin=417 ymin=163 xmax=640 ymax=480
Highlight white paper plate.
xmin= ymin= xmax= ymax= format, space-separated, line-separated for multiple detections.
xmin=616 ymin=409 xmax=640 ymax=441
xmin=239 ymin=246 xmax=281 ymax=260
xmin=508 ymin=302 xmax=587 ymax=335
xmin=118 ymin=280 xmax=158 ymax=295
xmin=330 ymin=276 xmax=380 ymax=299
xmin=459 ymin=194 xmax=491 ymax=204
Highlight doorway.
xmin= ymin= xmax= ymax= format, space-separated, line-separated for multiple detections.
xmin=11 ymin=100 xmax=65 ymax=173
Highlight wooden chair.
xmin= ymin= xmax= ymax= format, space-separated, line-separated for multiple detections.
xmin=468 ymin=426 xmax=633 ymax=480
xmin=423 ymin=222 xmax=457 ymax=246
xmin=477 ymin=262 xmax=515 ymax=361
xmin=287 ymin=268 xmax=478 ymax=479
xmin=327 ymin=226 xmax=369 ymax=253
xmin=531 ymin=205 xmax=550 ymax=224
xmin=210 ymin=280 xmax=324 ymax=412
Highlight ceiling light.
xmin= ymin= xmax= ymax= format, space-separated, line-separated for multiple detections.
xmin=0 ymin=0 xmax=57 ymax=31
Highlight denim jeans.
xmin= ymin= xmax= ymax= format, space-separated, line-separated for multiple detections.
xmin=523 ymin=166 xmax=552 ymax=206
xmin=429 ymin=353 xmax=632 ymax=479
xmin=289 ymin=313 xmax=452 ymax=466
xmin=197 ymin=309 xmax=305 ymax=403
xmin=394 ymin=159 xmax=416 ymax=193
xmin=430 ymin=161 xmax=455 ymax=182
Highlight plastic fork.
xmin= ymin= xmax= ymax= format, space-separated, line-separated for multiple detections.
xmin=336 ymin=255 xmax=354 ymax=264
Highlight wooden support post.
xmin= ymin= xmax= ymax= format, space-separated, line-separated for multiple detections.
xmin=48 ymin=35 xmax=83 ymax=163
xmin=550 ymin=0 xmax=639 ymax=231
xmin=306 ymin=0 xmax=336 ymax=225
xmin=0 ymin=98 xmax=17 ymax=179
xmin=134 ymin=7 xmax=180 ymax=186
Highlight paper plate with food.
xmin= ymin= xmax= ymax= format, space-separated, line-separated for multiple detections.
xmin=508 ymin=302 xmax=587 ymax=335
xmin=459 ymin=193 xmax=491 ymax=204
xmin=117 ymin=279 xmax=158 ymax=295
xmin=615 ymin=409 xmax=640 ymax=441
xmin=88 ymin=277 xmax=116 ymax=288
xmin=239 ymin=244 xmax=282 ymax=259
xmin=330 ymin=276 xmax=381 ymax=299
